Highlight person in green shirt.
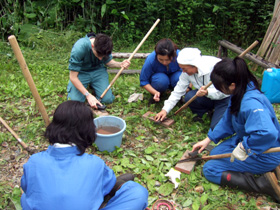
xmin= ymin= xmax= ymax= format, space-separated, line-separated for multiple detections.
xmin=67 ymin=33 xmax=130 ymax=109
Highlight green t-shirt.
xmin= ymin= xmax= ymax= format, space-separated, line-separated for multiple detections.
xmin=68 ymin=35 xmax=113 ymax=73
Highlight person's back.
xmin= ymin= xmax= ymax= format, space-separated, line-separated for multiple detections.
xmin=21 ymin=101 xmax=148 ymax=210
xmin=21 ymin=146 xmax=115 ymax=210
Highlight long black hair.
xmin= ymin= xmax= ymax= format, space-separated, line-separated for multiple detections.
xmin=44 ymin=101 xmax=96 ymax=155
xmin=210 ymin=57 xmax=260 ymax=115
xmin=155 ymin=38 xmax=177 ymax=60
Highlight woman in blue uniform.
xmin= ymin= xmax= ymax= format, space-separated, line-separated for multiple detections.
xmin=192 ymin=57 xmax=280 ymax=202
xmin=140 ymin=38 xmax=182 ymax=103
xmin=21 ymin=101 xmax=148 ymax=210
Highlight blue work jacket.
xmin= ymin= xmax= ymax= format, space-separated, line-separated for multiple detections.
xmin=21 ymin=146 xmax=116 ymax=210
xmin=139 ymin=50 xmax=181 ymax=87
xmin=208 ymin=82 xmax=280 ymax=156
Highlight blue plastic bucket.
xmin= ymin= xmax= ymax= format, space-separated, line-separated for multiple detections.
xmin=94 ymin=116 xmax=126 ymax=152
xmin=261 ymin=68 xmax=280 ymax=103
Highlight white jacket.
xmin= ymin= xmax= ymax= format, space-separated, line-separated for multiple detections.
xmin=162 ymin=56 xmax=229 ymax=114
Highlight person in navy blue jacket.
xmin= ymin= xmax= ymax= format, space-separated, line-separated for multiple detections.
xmin=192 ymin=57 xmax=280 ymax=202
xmin=140 ymin=38 xmax=182 ymax=103
xmin=20 ymin=101 xmax=148 ymax=210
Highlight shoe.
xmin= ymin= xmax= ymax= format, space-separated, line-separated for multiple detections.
xmin=99 ymin=173 xmax=135 ymax=209
xmin=193 ymin=115 xmax=203 ymax=123
xmin=207 ymin=110 xmax=214 ymax=118
xmin=117 ymin=173 xmax=135 ymax=182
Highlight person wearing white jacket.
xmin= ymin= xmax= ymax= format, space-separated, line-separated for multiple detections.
xmin=155 ymin=48 xmax=230 ymax=129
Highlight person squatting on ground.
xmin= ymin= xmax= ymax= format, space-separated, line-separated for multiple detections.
xmin=192 ymin=57 xmax=280 ymax=202
xmin=20 ymin=101 xmax=148 ymax=210
xmin=155 ymin=48 xmax=230 ymax=130
xmin=140 ymin=38 xmax=182 ymax=104
xmin=67 ymin=33 xmax=130 ymax=109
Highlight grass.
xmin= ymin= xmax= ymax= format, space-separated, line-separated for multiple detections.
xmin=0 ymin=30 xmax=280 ymax=210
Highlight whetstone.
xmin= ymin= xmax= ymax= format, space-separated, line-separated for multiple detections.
xmin=142 ymin=111 xmax=175 ymax=127
xmin=175 ymin=150 xmax=197 ymax=174
xmin=92 ymin=109 xmax=109 ymax=117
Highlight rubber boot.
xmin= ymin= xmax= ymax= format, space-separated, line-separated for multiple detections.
xmin=99 ymin=173 xmax=135 ymax=209
xmin=221 ymin=171 xmax=280 ymax=203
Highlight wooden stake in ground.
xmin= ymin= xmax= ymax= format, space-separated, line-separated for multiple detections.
xmin=8 ymin=35 xmax=50 ymax=126
xmin=100 ymin=18 xmax=160 ymax=100
xmin=174 ymin=40 xmax=259 ymax=115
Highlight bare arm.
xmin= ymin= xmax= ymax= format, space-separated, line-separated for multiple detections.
xmin=106 ymin=59 xmax=130 ymax=68
xmin=143 ymin=84 xmax=161 ymax=102
xmin=69 ymin=71 xmax=102 ymax=109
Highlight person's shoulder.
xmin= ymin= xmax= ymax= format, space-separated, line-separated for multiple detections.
xmin=83 ymin=153 xmax=106 ymax=164
xmin=147 ymin=51 xmax=156 ymax=59
xmin=242 ymin=89 xmax=264 ymax=108
xmin=25 ymin=150 xmax=49 ymax=165
xmin=73 ymin=36 xmax=91 ymax=48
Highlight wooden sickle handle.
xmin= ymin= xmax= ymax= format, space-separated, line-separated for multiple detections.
xmin=0 ymin=116 xmax=28 ymax=149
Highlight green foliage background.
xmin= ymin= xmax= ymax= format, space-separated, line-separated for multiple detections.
xmin=0 ymin=0 xmax=279 ymax=209
xmin=0 ymin=0 xmax=274 ymax=47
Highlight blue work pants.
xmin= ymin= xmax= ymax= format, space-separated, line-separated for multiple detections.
xmin=103 ymin=181 xmax=148 ymax=210
xmin=67 ymin=68 xmax=114 ymax=104
xmin=203 ymin=138 xmax=280 ymax=185
xmin=150 ymin=71 xmax=181 ymax=93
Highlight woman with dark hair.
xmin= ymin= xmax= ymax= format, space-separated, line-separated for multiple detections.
xmin=192 ymin=57 xmax=280 ymax=202
xmin=140 ymin=38 xmax=182 ymax=103
xmin=20 ymin=101 xmax=148 ymax=210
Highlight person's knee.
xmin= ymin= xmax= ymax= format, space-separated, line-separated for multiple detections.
xmin=184 ymin=91 xmax=196 ymax=102
xmin=203 ymin=161 xmax=222 ymax=185
xmin=124 ymin=181 xmax=148 ymax=199
xmin=67 ymin=82 xmax=85 ymax=102
xmin=151 ymin=74 xmax=169 ymax=92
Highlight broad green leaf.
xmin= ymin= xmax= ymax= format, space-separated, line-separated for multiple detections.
xmin=183 ymin=198 xmax=192 ymax=207
xmin=158 ymin=182 xmax=174 ymax=196
xmin=192 ymin=198 xmax=200 ymax=210
xmin=145 ymin=155 xmax=154 ymax=161
xmin=144 ymin=147 xmax=154 ymax=154
xmin=210 ymin=183 xmax=219 ymax=191
xmin=112 ymin=165 xmax=123 ymax=172
xmin=200 ymin=194 xmax=208 ymax=205
xmin=101 ymin=4 xmax=107 ymax=18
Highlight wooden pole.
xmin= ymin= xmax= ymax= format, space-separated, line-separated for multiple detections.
xmin=8 ymin=35 xmax=50 ymax=126
xmin=174 ymin=40 xmax=259 ymax=115
xmin=178 ymin=146 xmax=280 ymax=163
xmin=100 ymin=19 xmax=160 ymax=99
xmin=0 ymin=116 xmax=28 ymax=149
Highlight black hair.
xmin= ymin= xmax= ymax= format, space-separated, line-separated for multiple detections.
xmin=94 ymin=33 xmax=113 ymax=57
xmin=44 ymin=101 xmax=96 ymax=155
xmin=155 ymin=38 xmax=177 ymax=60
xmin=210 ymin=57 xmax=260 ymax=115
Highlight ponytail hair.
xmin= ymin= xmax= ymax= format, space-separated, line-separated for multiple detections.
xmin=211 ymin=57 xmax=260 ymax=115
xmin=155 ymin=38 xmax=177 ymax=60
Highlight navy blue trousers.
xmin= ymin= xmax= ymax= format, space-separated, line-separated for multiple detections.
xmin=150 ymin=71 xmax=181 ymax=93
xmin=184 ymin=89 xmax=229 ymax=129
